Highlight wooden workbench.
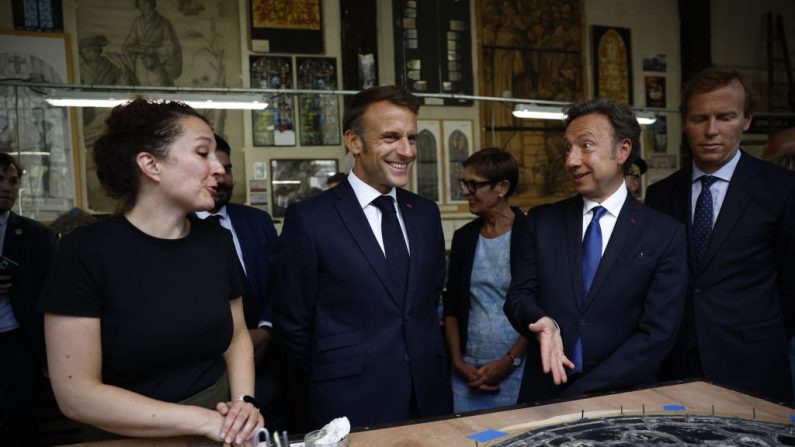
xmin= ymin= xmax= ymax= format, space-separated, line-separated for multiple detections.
xmin=64 ymin=381 xmax=793 ymax=446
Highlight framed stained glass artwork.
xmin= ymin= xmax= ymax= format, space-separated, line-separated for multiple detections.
xmin=296 ymin=57 xmax=340 ymax=146
xmin=250 ymin=55 xmax=296 ymax=146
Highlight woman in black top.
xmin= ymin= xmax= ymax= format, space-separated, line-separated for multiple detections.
xmin=40 ymin=99 xmax=263 ymax=445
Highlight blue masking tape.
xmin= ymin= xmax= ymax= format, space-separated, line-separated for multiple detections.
xmin=467 ymin=429 xmax=508 ymax=442
xmin=663 ymin=404 xmax=687 ymax=411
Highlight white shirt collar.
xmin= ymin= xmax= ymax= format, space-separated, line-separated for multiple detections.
xmin=582 ymin=182 xmax=628 ymax=218
xmin=195 ymin=205 xmax=229 ymax=221
xmin=347 ymin=169 xmax=397 ymax=209
xmin=692 ymin=149 xmax=741 ymax=183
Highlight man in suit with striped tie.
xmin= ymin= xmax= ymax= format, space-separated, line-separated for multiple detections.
xmin=505 ymin=99 xmax=687 ymax=403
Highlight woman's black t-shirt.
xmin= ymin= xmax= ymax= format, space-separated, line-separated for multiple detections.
xmin=39 ymin=215 xmax=244 ymax=402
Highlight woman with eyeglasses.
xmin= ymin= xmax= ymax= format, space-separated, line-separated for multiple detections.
xmin=443 ymin=148 xmax=528 ymax=412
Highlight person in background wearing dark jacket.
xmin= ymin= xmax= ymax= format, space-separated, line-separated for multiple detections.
xmin=646 ymin=68 xmax=795 ymax=403
xmin=444 ymin=148 xmax=528 ymax=412
xmin=0 ymin=153 xmax=56 ymax=446
xmin=195 ymin=134 xmax=286 ymax=431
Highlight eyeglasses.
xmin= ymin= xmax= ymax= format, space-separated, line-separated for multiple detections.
xmin=458 ymin=178 xmax=497 ymax=194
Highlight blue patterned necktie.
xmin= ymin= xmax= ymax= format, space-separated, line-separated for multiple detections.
xmin=372 ymin=195 xmax=409 ymax=301
xmin=693 ymin=175 xmax=718 ymax=262
xmin=573 ymin=205 xmax=606 ymax=374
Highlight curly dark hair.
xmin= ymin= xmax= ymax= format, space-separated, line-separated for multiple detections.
xmin=462 ymin=147 xmax=520 ymax=197
xmin=343 ymin=85 xmax=421 ymax=136
xmin=93 ymin=98 xmax=209 ymax=213
xmin=564 ymin=98 xmax=640 ymax=168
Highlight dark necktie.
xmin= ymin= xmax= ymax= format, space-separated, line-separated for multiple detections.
xmin=372 ymin=195 xmax=409 ymax=301
xmin=205 ymin=214 xmax=223 ymax=227
xmin=573 ymin=206 xmax=606 ymax=373
xmin=693 ymin=175 xmax=718 ymax=262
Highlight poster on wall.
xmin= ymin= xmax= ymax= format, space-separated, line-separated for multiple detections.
xmin=270 ymin=159 xmax=337 ymax=217
xmin=250 ymin=0 xmax=323 ymax=53
xmin=250 ymin=55 xmax=295 ymax=146
xmin=414 ymin=120 xmax=442 ymax=203
xmin=645 ymin=76 xmax=666 ymax=108
xmin=392 ymin=0 xmax=473 ymax=105
xmin=75 ymin=0 xmax=243 ymax=211
xmin=443 ymin=120 xmax=473 ymax=203
xmin=0 ymin=31 xmax=77 ymax=221
xmin=592 ymin=25 xmax=632 ymax=104
xmin=296 ymin=57 xmax=340 ymax=146
xmin=12 ymin=0 xmax=63 ymax=31
xmin=340 ymin=0 xmax=378 ymax=90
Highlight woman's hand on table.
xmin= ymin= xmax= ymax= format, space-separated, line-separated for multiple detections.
xmin=216 ymin=399 xmax=265 ymax=446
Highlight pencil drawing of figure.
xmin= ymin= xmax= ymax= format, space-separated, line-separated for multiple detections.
xmin=123 ymin=0 xmax=182 ymax=86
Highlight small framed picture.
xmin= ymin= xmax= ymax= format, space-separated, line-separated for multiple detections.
xmin=270 ymin=159 xmax=338 ymax=217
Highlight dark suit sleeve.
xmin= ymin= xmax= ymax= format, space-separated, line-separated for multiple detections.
xmin=257 ymin=212 xmax=279 ymax=325
xmin=561 ymin=223 xmax=688 ymax=397
xmin=270 ymin=204 xmax=317 ymax=389
xmin=778 ymin=181 xmax=795 ymax=339
xmin=504 ymin=211 xmax=547 ymax=339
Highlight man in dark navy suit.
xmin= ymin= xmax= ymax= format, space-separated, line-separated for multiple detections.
xmin=271 ymin=85 xmax=452 ymax=429
xmin=505 ymin=99 xmax=687 ymax=403
xmin=0 ymin=153 xmax=55 ymax=445
xmin=646 ymin=68 xmax=794 ymax=402
xmin=195 ymin=135 xmax=286 ymax=429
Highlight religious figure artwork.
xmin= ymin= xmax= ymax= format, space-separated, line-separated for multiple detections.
xmin=0 ymin=31 xmax=77 ymax=220
xmin=250 ymin=56 xmax=295 ymax=146
xmin=250 ymin=0 xmax=323 ymax=53
xmin=443 ymin=120 xmax=473 ymax=203
xmin=593 ymin=25 xmax=632 ymax=104
xmin=296 ymin=57 xmax=340 ymax=146
xmin=414 ymin=120 xmax=441 ymax=202
xmin=270 ymin=159 xmax=337 ymax=218
xmin=477 ymin=0 xmax=583 ymax=209
xmin=76 ymin=0 xmax=243 ymax=212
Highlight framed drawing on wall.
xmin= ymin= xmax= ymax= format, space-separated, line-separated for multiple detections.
xmin=592 ymin=25 xmax=632 ymax=104
xmin=296 ymin=57 xmax=340 ymax=146
xmin=413 ymin=120 xmax=442 ymax=203
xmin=250 ymin=0 xmax=323 ymax=53
xmin=250 ymin=55 xmax=296 ymax=146
xmin=270 ymin=159 xmax=338 ymax=217
xmin=442 ymin=120 xmax=473 ymax=203
xmin=0 ymin=31 xmax=79 ymax=220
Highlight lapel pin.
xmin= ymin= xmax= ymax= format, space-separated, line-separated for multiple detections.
xmin=406 ymin=202 xmax=413 ymax=209
xmin=14 ymin=228 xmax=22 ymax=235
xmin=630 ymin=218 xmax=638 ymax=224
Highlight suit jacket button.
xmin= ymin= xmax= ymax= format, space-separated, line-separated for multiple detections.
xmin=403 ymin=353 xmax=411 ymax=362
xmin=579 ymin=318 xmax=586 ymax=327
xmin=694 ymin=288 xmax=701 ymax=296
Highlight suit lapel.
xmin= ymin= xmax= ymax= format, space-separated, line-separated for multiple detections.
xmin=699 ymin=153 xmax=758 ymax=271
xmin=334 ymin=181 xmax=404 ymax=309
xmin=565 ymin=197 xmax=585 ymax=310
xmin=586 ymin=195 xmax=640 ymax=304
xmin=3 ymin=213 xmax=22 ymax=261
xmin=398 ymin=189 xmax=420 ymax=312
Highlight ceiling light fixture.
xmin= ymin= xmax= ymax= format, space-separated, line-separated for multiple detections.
xmin=45 ymin=90 xmax=269 ymax=110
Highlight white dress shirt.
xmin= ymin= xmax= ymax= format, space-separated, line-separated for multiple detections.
xmin=691 ymin=149 xmax=741 ymax=226
xmin=581 ymin=183 xmax=629 ymax=256
xmin=347 ymin=170 xmax=410 ymax=255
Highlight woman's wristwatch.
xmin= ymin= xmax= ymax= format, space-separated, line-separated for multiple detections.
xmin=506 ymin=352 xmax=522 ymax=368
xmin=239 ymin=394 xmax=261 ymax=410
